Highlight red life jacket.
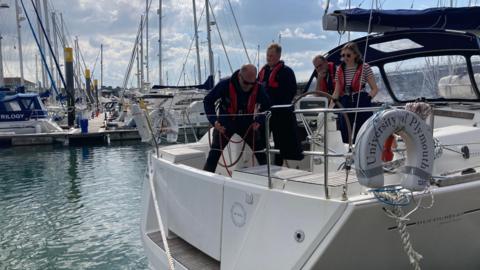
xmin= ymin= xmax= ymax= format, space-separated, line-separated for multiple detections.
xmin=258 ymin=61 xmax=284 ymax=88
xmin=318 ymin=62 xmax=336 ymax=94
xmin=227 ymin=79 xmax=259 ymax=116
xmin=337 ymin=63 xmax=365 ymax=96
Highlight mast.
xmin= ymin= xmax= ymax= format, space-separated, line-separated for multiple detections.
xmin=100 ymin=44 xmax=103 ymax=90
xmin=145 ymin=0 xmax=149 ymax=84
xmin=52 ymin=12 xmax=60 ymax=94
xmin=140 ymin=15 xmax=144 ymax=91
xmin=15 ymin=0 xmax=24 ymax=85
xmin=192 ymin=0 xmax=201 ymax=84
xmin=0 ymin=35 xmax=4 ymax=87
xmin=205 ymin=0 xmax=214 ymax=79
xmin=35 ymin=0 xmax=47 ymax=89
xmin=158 ymin=0 xmax=162 ymax=85
xmin=35 ymin=54 xmax=39 ymax=90
xmin=43 ymin=0 xmax=53 ymax=86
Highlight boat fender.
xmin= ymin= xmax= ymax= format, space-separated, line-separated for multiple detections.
xmin=131 ymin=104 xmax=153 ymax=143
xmin=354 ymin=109 xmax=434 ymax=191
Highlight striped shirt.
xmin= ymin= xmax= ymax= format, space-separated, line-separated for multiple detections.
xmin=335 ymin=63 xmax=373 ymax=95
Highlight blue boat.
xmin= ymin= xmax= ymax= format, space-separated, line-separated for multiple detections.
xmin=0 ymin=91 xmax=63 ymax=134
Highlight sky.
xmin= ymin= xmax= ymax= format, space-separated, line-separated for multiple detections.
xmin=0 ymin=0 xmax=477 ymax=88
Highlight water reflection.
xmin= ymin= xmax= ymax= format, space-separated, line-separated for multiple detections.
xmin=67 ymin=147 xmax=81 ymax=202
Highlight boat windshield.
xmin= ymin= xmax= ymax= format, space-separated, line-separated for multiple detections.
xmin=383 ymin=55 xmax=479 ymax=101
xmin=4 ymin=100 xmax=22 ymax=112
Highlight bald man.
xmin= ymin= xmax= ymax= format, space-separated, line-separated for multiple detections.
xmin=203 ymin=64 xmax=271 ymax=173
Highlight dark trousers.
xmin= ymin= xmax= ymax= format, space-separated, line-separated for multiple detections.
xmin=338 ymin=92 xmax=372 ymax=144
xmin=203 ymin=124 xmax=267 ymax=173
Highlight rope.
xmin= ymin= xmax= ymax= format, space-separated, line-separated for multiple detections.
xmin=207 ymin=123 xmax=257 ymax=173
xmin=374 ymin=186 xmax=435 ymax=270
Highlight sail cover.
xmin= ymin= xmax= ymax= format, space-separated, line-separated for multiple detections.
xmin=323 ymin=7 xmax=480 ymax=33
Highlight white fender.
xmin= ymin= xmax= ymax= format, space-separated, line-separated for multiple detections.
xmin=131 ymin=104 xmax=153 ymax=143
xmin=354 ymin=109 xmax=434 ymax=191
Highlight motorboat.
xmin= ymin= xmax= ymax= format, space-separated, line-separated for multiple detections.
xmin=0 ymin=91 xmax=63 ymax=134
xmin=140 ymin=28 xmax=480 ymax=269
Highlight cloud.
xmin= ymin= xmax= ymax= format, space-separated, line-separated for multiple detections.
xmin=279 ymin=27 xmax=327 ymax=40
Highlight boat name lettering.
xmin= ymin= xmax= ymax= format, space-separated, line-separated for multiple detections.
xmin=415 ymin=212 xmax=463 ymax=226
xmin=366 ymin=112 xmax=431 ymax=168
xmin=0 ymin=113 xmax=25 ymax=120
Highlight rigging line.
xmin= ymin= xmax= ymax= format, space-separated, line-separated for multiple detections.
xmin=225 ymin=0 xmax=251 ymax=64
xmin=350 ymin=0 xmax=375 ymax=152
xmin=176 ymin=3 xmax=206 ymax=86
xmin=90 ymin=47 xmax=101 ymax=77
xmin=120 ymin=0 xmax=154 ymax=97
xmin=209 ymin=0 xmax=233 ymax=73
xmin=22 ymin=0 xmax=65 ymax=99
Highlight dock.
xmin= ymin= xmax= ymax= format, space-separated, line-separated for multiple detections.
xmin=0 ymin=115 xmax=140 ymax=147
xmin=0 ymin=115 xmax=209 ymax=147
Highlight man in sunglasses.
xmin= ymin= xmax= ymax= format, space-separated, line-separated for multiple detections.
xmin=203 ymin=64 xmax=270 ymax=173
xmin=258 ymin=43 xmax=301 ymax=166
xmin=312 ymin=55 xmax=336 ymax=94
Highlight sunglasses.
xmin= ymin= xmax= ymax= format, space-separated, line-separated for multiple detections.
xmin=240 ymin=75 xmax=257 ymax=86
xmin=315 ymin=63 xmax=325 ymax=69
xmin=341 ymin=53 xmax=352 ymax=58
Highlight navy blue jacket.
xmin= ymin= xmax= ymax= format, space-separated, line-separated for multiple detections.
xmin=259 ymin=62 xmax=297 ymax=105
xmin=204 ymin=70 xmax=270 ymax=131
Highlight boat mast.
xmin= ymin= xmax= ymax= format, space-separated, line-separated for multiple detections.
xmin=145 ymin=0 xmax=149 ymax=84
xmin=52 ymin=12 xmax=60 ymax=94
xmin=140 ymin=15 xmax=144 ymax=91
xmin=35 ymin=0 xmax=47 ymax=90
xmin=158 ymin=0 xmax=162 ymax=85
xmin=205 ymin=0 xmax=214 ymax=80
xmin=43 ymin=0 xmax=53 ymax=86
xmin=0 ymin=34 xmax=4 ymax=87
xmin=192 ymin=0 xmax=201 ymax=84
xmin=100 ymin=43 xmax=103 ymax=90
xmin=15 ymin=0 xmax=24 ymax=86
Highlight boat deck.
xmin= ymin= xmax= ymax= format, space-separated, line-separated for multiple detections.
xmin=147 ymin=231 xmax=220 ymax=270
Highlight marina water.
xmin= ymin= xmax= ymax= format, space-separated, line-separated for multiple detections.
xmin=0 ymin=142 xmax=150 ymax=269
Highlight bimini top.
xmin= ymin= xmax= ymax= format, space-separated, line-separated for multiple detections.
xmin=323 ymin=7 xmax=480 ymax=34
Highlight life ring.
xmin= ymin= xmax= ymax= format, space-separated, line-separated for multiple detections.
xmin=354 ymin=109 xmax=434 ymax=191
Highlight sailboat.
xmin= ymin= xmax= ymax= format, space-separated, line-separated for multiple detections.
xmin=139 ymin=4 xmax=480 ymax=269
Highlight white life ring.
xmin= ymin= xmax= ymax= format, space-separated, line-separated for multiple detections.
xmin=354 ymin=109 xmax=434 ymax=191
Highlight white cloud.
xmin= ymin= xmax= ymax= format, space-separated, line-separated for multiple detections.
xmin=280 ymin=27 xmax=326 ymax=40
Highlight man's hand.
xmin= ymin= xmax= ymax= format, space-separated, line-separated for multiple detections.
xmin=252 ymin=122 xmax=260 ymax=130
xmin=214 ymin=121 xmax=226 ymax=133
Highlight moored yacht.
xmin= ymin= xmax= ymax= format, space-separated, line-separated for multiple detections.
xmin=140 ymin=28 xmax=480 ymax=270
xmin=0 ymin=91 xmax=63 ymax=134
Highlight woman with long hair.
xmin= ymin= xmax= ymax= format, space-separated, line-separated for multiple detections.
xmin=331 ymin=42 xmax=379 ymax=143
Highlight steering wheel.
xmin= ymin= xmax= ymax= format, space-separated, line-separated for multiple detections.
xmin=292 ymin=90 xmax=353 ymax=147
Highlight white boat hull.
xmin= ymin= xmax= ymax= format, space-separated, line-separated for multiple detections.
xmin=142 ymin=151 xmax=480 ymax=270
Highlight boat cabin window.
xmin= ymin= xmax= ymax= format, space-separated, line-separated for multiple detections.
xmin=369 ymin=38 xmax=423 ymax=53
xmin=470 ymin=55 xmax=480 ymax=92
xmin=383 ymin=55 xmax=477 ymax=100
xmin=5 ymin=101 xmax=22 ymax=112
xmin=20 ymin=98 xmax=35 ymax=110
xmin=370 ymin=66 xmax=393 ymax=103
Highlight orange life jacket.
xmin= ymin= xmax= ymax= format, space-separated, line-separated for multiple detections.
xmin=227 ymin=79 xmax=258 ymax=116
xmin=319 ymin=62 xmax=336 ymax=94
xmin=258 ymin=61 xmax=284 ymax=88
xmin=337 ymin=63 xmax=364 ymax=96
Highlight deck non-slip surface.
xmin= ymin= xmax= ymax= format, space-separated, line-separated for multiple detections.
xmin=148 ymin=232 xmax=220 ymax=270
